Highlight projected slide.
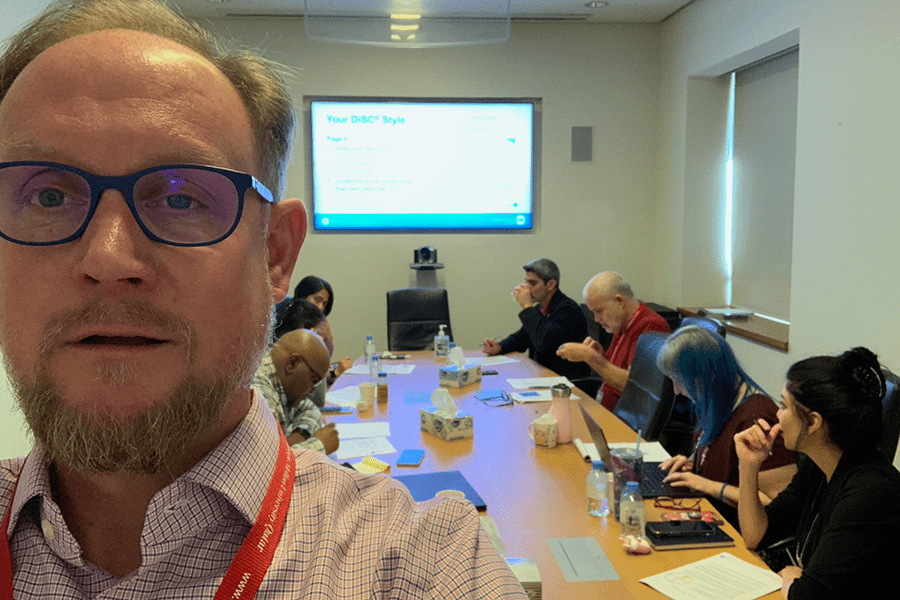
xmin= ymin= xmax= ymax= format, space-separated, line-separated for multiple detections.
xmin=309 ymin=100 xmax=535 ymax=230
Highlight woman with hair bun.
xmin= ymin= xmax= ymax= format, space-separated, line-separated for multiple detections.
xmin=736 ymin=347 xmax=900 ymax=599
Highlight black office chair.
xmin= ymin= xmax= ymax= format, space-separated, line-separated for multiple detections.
xmin=643 ymin=302 xmax=682 ymax=333
xmin=679 ymin=316 xmax=726 ymax=338
xmin=880 ymin=366 xmax=900 ymax=461
xmin=386 ymin=288 xmax=453 ymax=351
xmin=612 ymin=331 xmax=676 ymax=442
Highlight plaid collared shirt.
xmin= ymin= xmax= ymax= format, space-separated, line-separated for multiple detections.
xmin=252 ymin=353 xmax=325 ymax=452
xmin=1 ymin=393 xmax=527 ymax=599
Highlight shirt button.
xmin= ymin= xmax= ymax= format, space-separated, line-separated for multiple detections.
xmin=41 ymin=519 xmax=55 ymax=540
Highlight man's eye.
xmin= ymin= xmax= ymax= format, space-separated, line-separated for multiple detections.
xmin=37 ymin=189 xmax=66 ymax=208
xmin=165 ymin=194 xmax=194 ymax=210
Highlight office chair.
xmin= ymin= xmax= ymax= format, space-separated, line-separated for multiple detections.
xmin=679 ymin=316 xmax=726 ymax=338
xmin=612 ymin=331 xmax=676 ymax=442
xmin=880 ymin=366 xmax=900 ymax=461
xmin=386 ymin=288 xmax=453 ymax=351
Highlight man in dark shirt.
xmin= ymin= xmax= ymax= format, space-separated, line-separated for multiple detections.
xmin=483 ymin=258 xmax=589 ymax=380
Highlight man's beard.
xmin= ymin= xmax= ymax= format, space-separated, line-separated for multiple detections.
xmin=6 ymin=297 xmax=271 ymax=475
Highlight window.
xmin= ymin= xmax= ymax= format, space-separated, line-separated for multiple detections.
xmin=726 ymin=48 xmax=799 ymax=321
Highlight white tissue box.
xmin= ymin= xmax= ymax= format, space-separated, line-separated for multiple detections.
xmin=438 ymin=364 xmax=482 ymax=388
xmin=420 ymin=408 xmax=474 ymax=441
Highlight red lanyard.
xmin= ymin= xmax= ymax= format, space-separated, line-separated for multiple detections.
xmin=0 ymin=432 xmax=295 ymax=600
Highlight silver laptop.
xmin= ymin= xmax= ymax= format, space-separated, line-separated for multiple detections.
xmin=578 ymin=404 xmax=701 ymax=498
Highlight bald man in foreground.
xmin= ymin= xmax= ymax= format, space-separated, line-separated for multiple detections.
xmin=253 ymin=329 xmax=339 ymax=454
xmin=557 ymin=272 xmax=670 ymax=410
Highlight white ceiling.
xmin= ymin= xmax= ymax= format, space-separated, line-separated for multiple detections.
xmin=168 ymin=0 xmax=695 ymax=23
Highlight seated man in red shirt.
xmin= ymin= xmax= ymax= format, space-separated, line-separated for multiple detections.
xmin=557 ymin=271 xmax=670 ymax=410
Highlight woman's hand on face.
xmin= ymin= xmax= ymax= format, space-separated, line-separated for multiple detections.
xmin=659 ymin=454 xmax=691 ymax=473
xmin=735 ymin=419 xmax=782 ymax=469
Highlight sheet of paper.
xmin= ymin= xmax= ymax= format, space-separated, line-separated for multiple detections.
xmin=335 ymin=422 xmax=391 ymax=439
xmin=640 ymin=552 xmax=781 ymax=600
xmin=548 ymin=537 xmax=619 ymax=582
xmin=333 ymin=437 xmax=397 ymax=460
xmin=609 ymin=442 xmax=672 ymax=462
xmin=466 ymin=355 xmax=519 ymax=366
xmin=573 ymin=439 xmax=672 ymax=463
xmin=325 ymin=385 xmax=361 ymax=408
xmin=345 ymin=364 xmax=416 ymax=375
xmin=506 ymin=376 xmax=573 ymax=389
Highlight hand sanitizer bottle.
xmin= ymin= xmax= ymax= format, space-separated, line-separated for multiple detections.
xmin=434 ymin=324 xmax=450 ymax=357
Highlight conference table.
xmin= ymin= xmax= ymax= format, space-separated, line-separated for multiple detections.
xmin=326 ymin=351 xmax=779 ymax=600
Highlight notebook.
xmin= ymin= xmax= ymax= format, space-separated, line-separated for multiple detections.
xmin=394 ymin=470 xmax=487 ymax=511
xmin=578 ymin=404 xmax=702 ymax=499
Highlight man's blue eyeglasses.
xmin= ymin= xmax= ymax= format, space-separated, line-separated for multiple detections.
xmin=0 ymin=161 xmax=277 ymax=247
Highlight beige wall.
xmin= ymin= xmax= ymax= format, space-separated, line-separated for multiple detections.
xmin=657 ymin=0 xmax=900 ymax=397
xmin=202 ymin=18 xmax=664 ymax=364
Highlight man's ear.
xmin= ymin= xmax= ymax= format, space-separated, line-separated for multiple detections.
xmin=283 ymin=352 xmax=301 ymax=375
xmin=267 ymin=198 xmax=307 ymax=302
xmin=546 ymin=278 xmax=558 ymax=293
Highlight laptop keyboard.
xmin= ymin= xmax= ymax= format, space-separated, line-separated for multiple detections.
xmin=640 ymin=462 xmax=702 ymax=498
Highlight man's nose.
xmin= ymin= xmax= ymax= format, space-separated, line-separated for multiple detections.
xmin=76 ymin=190 xmax=155 ymax=287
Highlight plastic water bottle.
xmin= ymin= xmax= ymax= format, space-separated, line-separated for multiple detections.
xmin=369 ymin=354 xmax=381 ymax=383
xmin=364 ymin=335 xmax=375 ymax=361
xmin=619 ymin=481 xmax=646 ymax=539
xmin=586 ymin=461 xmax=609 ymax=517
xmin=434 ymin=324 xmax=450 ymax=357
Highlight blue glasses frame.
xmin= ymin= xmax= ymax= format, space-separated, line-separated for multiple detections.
xmin=0 ymin=161 xmax=276 ymax=247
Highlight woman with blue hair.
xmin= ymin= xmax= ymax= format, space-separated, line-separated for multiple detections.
xmin=657 ymin=326 xmax=797 ymax=527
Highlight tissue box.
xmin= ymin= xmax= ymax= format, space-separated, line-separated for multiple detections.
xmin=506 ymin=558 xmax=541 ymax=600
xmin=438 ymin=364 xmax=482 ymax=388
xmin=420 ymin=408 xmax=474 ymax=441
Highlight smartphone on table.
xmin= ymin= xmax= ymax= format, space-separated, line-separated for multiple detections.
xmin=397 ymin=449 xmax=426 ymax=467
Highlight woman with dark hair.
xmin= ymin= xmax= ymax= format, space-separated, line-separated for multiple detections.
xmin=287 ymin=277 xmax=349 ymax=384
xmin=657 ymin=326 xmax=797 ymax=526
xmin=294 ymin=275 xmax=334 ymax=316
xmin=736 ymin=347 xmax=900 ymax=599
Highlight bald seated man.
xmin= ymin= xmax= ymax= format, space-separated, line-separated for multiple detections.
xmin=557 ymin=271 xmax=669 ymax=410
xmin=253 ymin=329 xmax=340 ymax=454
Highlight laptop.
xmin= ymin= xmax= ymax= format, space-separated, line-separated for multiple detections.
xmin=578 ymin=404 xmax=701 ymax=498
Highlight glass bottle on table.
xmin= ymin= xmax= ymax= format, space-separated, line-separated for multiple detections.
xmin=377 ymin=371 xmax=388 ymax=404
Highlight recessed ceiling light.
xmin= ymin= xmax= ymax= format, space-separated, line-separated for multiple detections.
xmin=584 ymin=1 xmax=609 ymax=8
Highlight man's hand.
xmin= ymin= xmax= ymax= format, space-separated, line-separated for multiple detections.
xmin=335 ymin=356 xmax=353 ymax=377
xmin=512 ymin=284 xmax=534 ymax=309
xmin=312 ymin=422 xmax=340 ymax=454
xmin=556 ymin=337 xmax=604 ymax=364
xmin=482 ymin=338 xmax=502 ymax=356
